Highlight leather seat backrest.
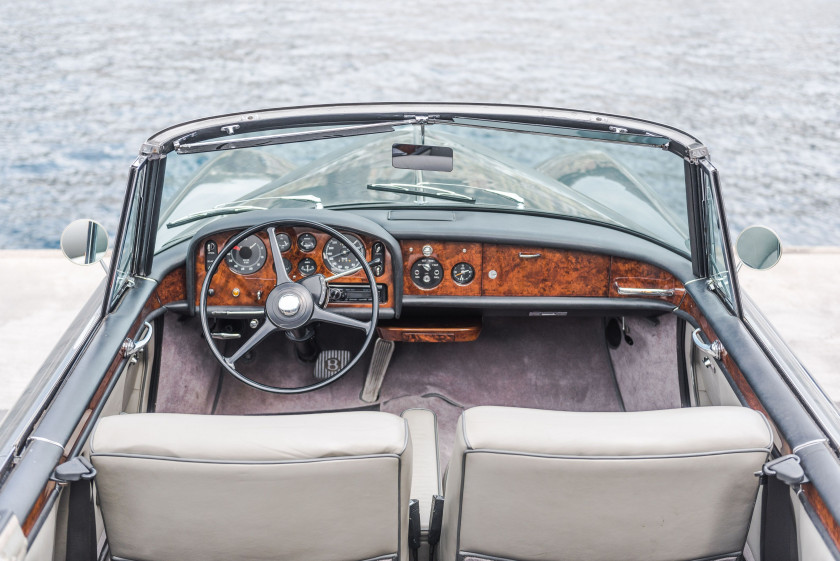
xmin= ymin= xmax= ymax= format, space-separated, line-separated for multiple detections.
xmin=91 ymin=412 xmax=412 ymax=561
xmin=440 ymin=406 xmax=772 ymax=561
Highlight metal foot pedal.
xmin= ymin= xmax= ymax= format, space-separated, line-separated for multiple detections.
xmin=361 ymin=338 xmax=395 ymax=403
xmin=314 ymin=350 xmax=351 ymax=380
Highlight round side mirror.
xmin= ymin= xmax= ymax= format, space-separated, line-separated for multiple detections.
xmin=60 ymin=219 xmax=110 ymax=266
xmin=736 ymin=225 xmax=782 ymax=271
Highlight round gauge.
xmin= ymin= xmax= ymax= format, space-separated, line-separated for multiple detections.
xmin=411 ymin=258 xmax=444 ymax=289
xmin=298 ymin=258 xmax=317 ymax=276
xmin=224 ymin=235 xmax=267 ymax=275
xmin=323 ymin=234 xmax=366 ymax=273
xmin=451 ymin=262 xmax=476 ymax=285
xmin=298 ymin=233 xmax=317 ymax=252
xmin=276 ymin=232 xmax=292 ymax=252
xmin=271 ymin=257 xmax=293 ymax=276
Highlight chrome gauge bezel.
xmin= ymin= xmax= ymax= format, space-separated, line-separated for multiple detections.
xmin=323 ymin=234 xmax=366 ymax=273
xmin=298 ymin=257 xmax=317 ymax=276
xmin=297 ymin=233 xmax=317 ymax=252
xmin=224 ymin=234 xmax=267 ymax=275
xmin=276 ymin=232 xmax=292 ymax=252
xmin=451 ymin=262 xmax=476 ymax=285
xmin=410 ymin=257 xmax=444 ymax=289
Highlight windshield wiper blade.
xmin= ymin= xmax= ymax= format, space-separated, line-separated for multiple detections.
xmin=231 ymin=194 xmax=324 ymax=209
xmin=367 ymin=183 xmax=475 ymax=203
xmin=417 ymin=182 xmax=527 ymax=209
xmin=166 ymin=206 xmax=266 ymax=228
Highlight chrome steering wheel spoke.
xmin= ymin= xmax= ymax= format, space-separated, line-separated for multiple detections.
xmin=267 ymin=226 xmax=292 ymax=286
xmin=224 ymin=320 xmax=277 ymax=367
xmin=311 ymin=306 xmax=370 ymax=331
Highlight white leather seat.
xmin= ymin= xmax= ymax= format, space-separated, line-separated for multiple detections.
xmin=439 ymin=406 xmax=773 ymax=561
xmin=90 ymin=412 xmax=413 ymax=561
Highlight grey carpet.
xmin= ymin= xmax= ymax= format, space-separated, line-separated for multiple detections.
xmin=608 ymin=314 xmax=681 ymax=411
xmin=152 ymin=313 xmax=684 ymax=467
xmin=158 ymin=315 xmax=629 ymax=467
xmin=156 ymin=314 xmax=221 ymax=415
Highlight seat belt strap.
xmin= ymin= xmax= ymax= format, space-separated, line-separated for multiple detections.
xmin=54 ymin=457 xmax=98 ymax=561
xmin=408 ymin=499 xmax=421 ymax=561
xmin=759 ymin=454 xmax=805 ymax=561
xmin=427 ymin=495 xmax=444 ymax=561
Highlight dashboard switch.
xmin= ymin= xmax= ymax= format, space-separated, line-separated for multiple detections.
xmin=204 ymin=240 xmax=219 ymax=271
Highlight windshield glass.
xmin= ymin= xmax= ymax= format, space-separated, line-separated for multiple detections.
xmin=156 ymin=122 xmax=689 ymax=254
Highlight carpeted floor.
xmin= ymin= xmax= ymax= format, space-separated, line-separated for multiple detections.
xmin=155 ymin=312 xmax=680 ymax=468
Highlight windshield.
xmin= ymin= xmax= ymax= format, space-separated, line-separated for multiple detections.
xmin=156 ymin=122 xmax=689 ymax=254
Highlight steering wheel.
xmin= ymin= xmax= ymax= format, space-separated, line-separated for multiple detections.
xmin=199 ymin=220 xmax=379 ymax=394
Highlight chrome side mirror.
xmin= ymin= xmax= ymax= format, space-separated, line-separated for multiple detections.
xmin=736 ymin=225 xmax=782 ymax=271
xmin=60 ymin=219 xmax=109 ymax=266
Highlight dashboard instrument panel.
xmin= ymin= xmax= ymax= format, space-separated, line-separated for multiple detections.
xmin=195 ymin=228 xmax=394 ymax=309
xmin=192 ymin=231 xmax=684 ymax=311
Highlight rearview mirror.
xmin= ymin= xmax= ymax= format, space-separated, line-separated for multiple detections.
xmin=736 ymin=225 xmax=782 ymax=270
xmin=60 ymin=219 xmax=109 ymax=266
xmin=392 ymin=144 xmax=454 ymax=172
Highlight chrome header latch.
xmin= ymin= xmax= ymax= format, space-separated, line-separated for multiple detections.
xmin=122 ymin=321 xmax=153 ymax=358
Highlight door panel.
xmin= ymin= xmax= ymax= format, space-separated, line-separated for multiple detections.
xmin=793 ymin=488 xmax=835 ymax=561
xmin=690 ymin=328 xmax=740 ymax=406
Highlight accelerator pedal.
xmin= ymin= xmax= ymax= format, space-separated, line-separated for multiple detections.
xmin=314 ymin=350 xmax=351 ymax=380
xmin=361 ymin=338 xmax=395 ymax=403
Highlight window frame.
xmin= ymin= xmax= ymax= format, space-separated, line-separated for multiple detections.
xmin=104 ymin=155 xmax=148 ymax=313
xmin=699 ymin=159 xmax=742 ymax=317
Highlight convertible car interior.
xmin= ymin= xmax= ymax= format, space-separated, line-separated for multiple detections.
xmin=3 ymin=104 xmax=839 ymax=561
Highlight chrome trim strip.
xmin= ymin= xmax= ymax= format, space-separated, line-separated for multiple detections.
xmin=793 ymin=439 xmax=828 ymax=454
xmin=146 ymin=103 xmax=705 ymax=159
xmin=27 ymin=436 xmax=64 ymax=451
xmin=615 ymin=285 xmax=676 ymax=297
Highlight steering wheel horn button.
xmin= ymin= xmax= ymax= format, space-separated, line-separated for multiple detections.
xmin=278 ymin=293 xmax=302 ymax=316
xmin=264 ymin=283 xmax=316 ymax=330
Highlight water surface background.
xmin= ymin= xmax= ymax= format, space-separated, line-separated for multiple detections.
xmin=1 ymin=0 xmax=839 ymax=248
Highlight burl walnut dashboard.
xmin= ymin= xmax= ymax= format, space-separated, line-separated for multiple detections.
xmin=400 ymin=240 xmax=684 ymax=304
xmin=191 ymin=230 xmax=685 ymax=312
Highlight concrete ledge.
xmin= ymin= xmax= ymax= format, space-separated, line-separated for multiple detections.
xmin=0 ymin=250 xmax=838 ymax=412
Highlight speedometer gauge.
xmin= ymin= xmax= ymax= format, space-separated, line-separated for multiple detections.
xmin=323 ymin=234 xmax=366 ymax=273
xmin=225 ymin=235 xmax=267 ymax=275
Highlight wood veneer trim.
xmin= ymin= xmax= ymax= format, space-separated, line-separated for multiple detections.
xmin=378 ymin=319 xmax=482 ymax=343
xmin=609 ymin=256 xmax=686 ymax=305
xmin=802 ymin=483 xmax=840 ymax=552
xmin=482 ymin=245 xmax=610 ymax=297
xmin=401 ymin=240 xmax=483 ymax=296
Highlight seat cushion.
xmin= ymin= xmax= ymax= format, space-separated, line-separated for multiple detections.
xmin=440 ymin=406 xmax=773 ymax=561
xmin=91 ymin=412 xmax=413 ymax=561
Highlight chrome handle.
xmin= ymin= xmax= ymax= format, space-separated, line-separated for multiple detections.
xmin=211 ymin=332 xmax=241 ymax=340
xmin=615 ymin=285 xmax=675 ymax=297
xmin=122 ymin=322 xmax=153 ymax=358
xmin=519 ymin=253 xmax=541 ymax=259
xmin=691 ymin=328 xmax=724 ymax=360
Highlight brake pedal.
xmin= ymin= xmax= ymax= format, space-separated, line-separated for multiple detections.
xmin=314 ymin=350 xmax=351 ymax=380
xmin=361 ymin=338 xmax=395 ymax=403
